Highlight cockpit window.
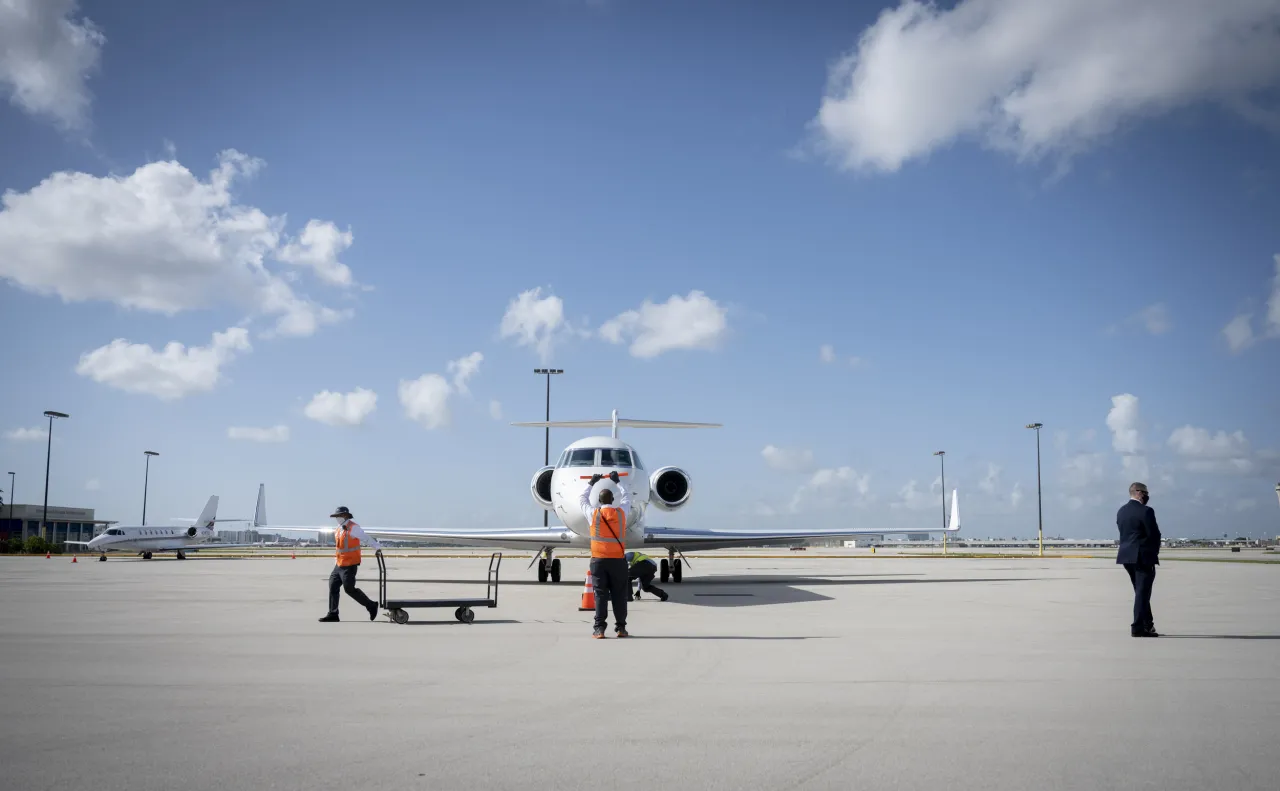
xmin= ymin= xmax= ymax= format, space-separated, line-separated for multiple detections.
xmin=599 ymin=449 xmax=633 ymax=467
xmin=630 ymin=450 xmax=644 ymax=470
xmin=564 ymin=449 xmax=597 ymax=467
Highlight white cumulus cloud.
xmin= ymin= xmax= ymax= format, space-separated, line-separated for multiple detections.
xmin=811 ymin=0 xmax=1280 ymax=173
xmin=5 ymin=426 xmax=48 ymax=441
xmin=1167 ymin=425 xmax=1257 ymax=474
xmin=500 ymin=287 xmax=565 ymax=362
xmin=1223 ymin=254 xmax=1280 ymax=354
xmin=275 ymin=219 xmax=355 ymax=287
xmin=761 ymin=445 xmax=817 ymax=474
xmin=791 ymin=466 xmax=872 ymax=513
xmin=0 ymin=0 xmax=104 ymax=131
xmin=600 ymin=290 xmax=728 ymax=358
xmin=819 ymin=343 xmax=863 ymax=366
xmin=398 ymin=374 xmax=452 ymax=430
xmin=446 ymin=351 xmax=483 ymax=395
xmin=75 ymin=327 xmax=250 ymax=400
xmin=1106 ymin=393 xmax=1142 ymax=454
xmin=228 ymin=425 xmax=290 ymax=443
xmin=489 ymin=399 xmax=503 ymax=420
xmin=0 ymin=150 xmax=355 ymax=337
xmin=304 ymin=388 xmax=377 ymax=427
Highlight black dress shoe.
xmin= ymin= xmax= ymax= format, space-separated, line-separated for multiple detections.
xmin=318 ymin=613 xmax=339 ymax=622
xmin=367 ymin=602 xmax=378 ymax=621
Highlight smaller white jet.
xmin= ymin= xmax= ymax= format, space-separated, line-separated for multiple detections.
xmin=72 ymin=495 xmax=268 ymax=561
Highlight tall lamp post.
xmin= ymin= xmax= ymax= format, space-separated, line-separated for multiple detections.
xmin=533 ymin=368 xmax=564 ymax=527
xmin=6 ymin=471 xmax=13 ymax=540
xmin=41 ymin=411 xmax=70 ymax=544
xmin=142 ymin=451 xmax=160 ymax=525
xmin=1026 ymin=423 xmax=1044 ymax=558
xmin=933 ymin=451 xmax=947 ymax=555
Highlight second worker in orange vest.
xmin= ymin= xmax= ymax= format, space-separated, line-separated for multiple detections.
xmin=318 ymin=505 xmax=383 ymax=623
xmin=579 ymin=471 xmax=631 ymax=638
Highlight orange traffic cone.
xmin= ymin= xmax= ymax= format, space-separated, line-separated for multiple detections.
xmin=291 ymin=552 xmax=296 ymax=559
xmin=578 ymin=570 xmax=596 ymax=611
xmin=72 ymin=555 xmax=77 ymax=563
xmin=45 ymin=552 xmax=50 ymax=559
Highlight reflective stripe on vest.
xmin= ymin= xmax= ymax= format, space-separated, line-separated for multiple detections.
xmin=590 ymin=507 xmax=626 ymax=559
xmin=335 ymin=521 xmax=362 ymax=566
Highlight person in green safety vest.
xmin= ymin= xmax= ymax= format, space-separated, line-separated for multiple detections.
xmin=625 ymin=550 xmax=669 ymax=601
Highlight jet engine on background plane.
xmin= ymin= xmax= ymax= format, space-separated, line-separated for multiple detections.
xmin=530 ymin=466 xmax=555 ymax=510
xmin=649 ymin=466 xmax=691 ymax=510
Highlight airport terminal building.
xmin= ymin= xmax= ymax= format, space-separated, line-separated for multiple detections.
xmin=0 ymin=504 xmax=106 ymax=546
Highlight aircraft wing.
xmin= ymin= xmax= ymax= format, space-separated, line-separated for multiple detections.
xmin=263 ymin=524 xmax=577 ymax=549
xmin=644 ymin=490 xmax=961 ymax=550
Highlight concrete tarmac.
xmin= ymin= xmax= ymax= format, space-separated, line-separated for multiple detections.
xmin=1 ymin=553 xmax=1277 ymax=791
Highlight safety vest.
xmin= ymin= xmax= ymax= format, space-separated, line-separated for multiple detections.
xmin=335 ymin=521 xmax=362 ymax=567
xmin=628 ymin=551 xmax=653 ymax=567
xmin=590 ymin=507 xmax=626 ymax=559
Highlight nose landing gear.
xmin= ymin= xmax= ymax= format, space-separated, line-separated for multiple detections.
xmin=660 ymin=552 xmax=684 ymax=584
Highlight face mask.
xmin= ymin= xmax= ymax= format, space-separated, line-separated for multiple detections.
xmin=333 ymin=517 xmax=348 ymax=527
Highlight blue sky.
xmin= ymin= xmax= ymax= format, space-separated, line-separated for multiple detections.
xmin=2 ymin=0 xmax=1278 ymax=538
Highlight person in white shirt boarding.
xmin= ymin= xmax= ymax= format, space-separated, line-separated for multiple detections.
xmin=318 ymin=506 xmax=383 ymax=622
xmin=579 ymin=471 xmax=632 ymax=638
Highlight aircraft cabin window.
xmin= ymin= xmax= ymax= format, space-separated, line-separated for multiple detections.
xmin=565 ymin=449 xmax=597 ymax=467
xmin=599 ymin=449 xmax=633 ymax=467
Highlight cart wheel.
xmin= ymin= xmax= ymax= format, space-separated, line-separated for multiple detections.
xmin=454 ymin=607 xmax=465 ymax=621
xmin=393 ymin=609 xmax=409 ymax=625
xmin=459 ymin=607 xmax=475 ymax=624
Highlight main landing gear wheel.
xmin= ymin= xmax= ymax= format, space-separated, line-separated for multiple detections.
xmin=455 ymin=607 xmax=475 ymax=624
xmin=538 ymin=558 xmax=548 ymax=583
xmin=392 ymin=609 xmax=409 ymax=625
xmin=98 ymin=554 xmax=107 ymax=562
xmin=143 ymin=552 xmax=153 ymax=560
xmin=176 ymin=551 xmax=186 ymax=560
xmin=660 ymin=558 xmax=670 ymax=584
xmin=550 ymin=558 xmax=561 ymax=583
xmin=672 ymin=558 xmax=683 ymax=583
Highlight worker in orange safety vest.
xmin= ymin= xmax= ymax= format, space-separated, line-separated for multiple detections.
xmin=579 ymin=471 xmax=631 ymax=638
xmin=318 ymin=506 xmax=383 ymax=622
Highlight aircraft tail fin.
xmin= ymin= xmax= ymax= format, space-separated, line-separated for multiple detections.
xmin=254 ymin=484 xmax=267 ymax=528
xmin=195 ymin=496 xmax=219 ymax=530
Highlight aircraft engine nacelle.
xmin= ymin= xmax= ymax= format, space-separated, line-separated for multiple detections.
xmin=530 ymin=465 xmax=555 ymax=510
xmin=187 ymin=526 xmax=197 ymax=538
xmin=649 ymin=466 xmax=692 ymax=511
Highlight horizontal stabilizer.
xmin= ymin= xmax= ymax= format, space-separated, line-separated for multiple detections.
xmin=511 ymin=419 xmax=721 ymax=429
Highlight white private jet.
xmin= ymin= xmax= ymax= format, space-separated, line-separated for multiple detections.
xmin=258 ymin=410 xmax=961 ymax=583
xmin=73 ymin=495 xmax=270 ymax=560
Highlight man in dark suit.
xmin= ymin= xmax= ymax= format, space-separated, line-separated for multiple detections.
xmin=1116 ymin=482 xmax=1161 ymax=637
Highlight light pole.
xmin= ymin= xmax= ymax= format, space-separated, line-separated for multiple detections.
xmin=41 ymin=411 xmax=70 ymax=544
xmin=6 ymin=471 xmax=13 ymax=541
xmin=1026 ymin=423 xmax=1044 ymax=557
xmin=933 ymin=451 xmax=946 ymax=555
xmin=142 ymin=451 xmax=159 ymax=525
xmin=533 ymin=368 xmax=564 ymax=527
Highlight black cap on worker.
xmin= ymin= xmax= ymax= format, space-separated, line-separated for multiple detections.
xmin=330 ymin=506 xmax=353 ymax=518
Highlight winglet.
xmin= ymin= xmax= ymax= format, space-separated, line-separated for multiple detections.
xmin=254 ymin=484 xmax=267 ymax=528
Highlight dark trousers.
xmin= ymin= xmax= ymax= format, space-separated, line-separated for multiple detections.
xmin=1124 ymin=563 xmax=1156 ymax=631
xmin=329 ymin=563 xmax=375 ymax=616
xmin=590 ymin=557 xmax=629 ymax=632
xmin=630 ymin=560 xmax=666 ymax=597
